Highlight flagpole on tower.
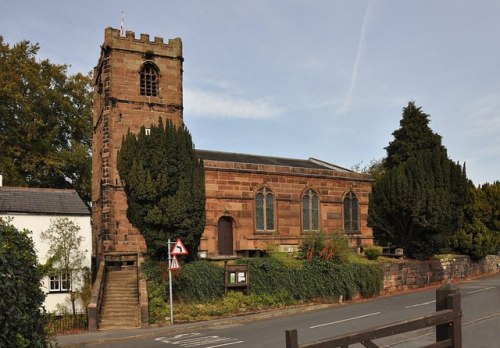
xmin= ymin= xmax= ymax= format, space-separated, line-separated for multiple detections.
xmin=120 ymin=11 xmax=125 ymax=37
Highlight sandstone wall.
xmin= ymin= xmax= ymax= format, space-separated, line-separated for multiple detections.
xmin=382 ymin=255 xmax=500 ymax=293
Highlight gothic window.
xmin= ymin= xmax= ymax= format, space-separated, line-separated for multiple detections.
xmin=140 ymin=63 xmax=158 ymax=96
xmin=255 ymin=187 xmax=275 ymax=232
xmin=302 ymin=189 xmax=320 ymax=232
xmin=344 ymin=191 xmax=360 ymax=232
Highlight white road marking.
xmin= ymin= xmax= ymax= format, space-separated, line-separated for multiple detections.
xmin=205 ymin=341 xmax=244 ymax=348
xmin=467 ymin=287 xmax=494 ymax=295
xmin=155 ymin=333 xmax=243 ymax=347
xmin=309 ymin=312 xmax=381 ymax=329
xmin=404 ymin=300 xmax=436 ymax=309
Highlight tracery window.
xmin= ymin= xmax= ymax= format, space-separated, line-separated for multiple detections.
xmin=302 ymin=189 xmax=320 ymax=232
xmin=255 ymin=187 xmax=275 ymax=232
xmin=344 ymin=191 xmax=360 ymax=232
xmin=140 ymin=63 xmax=158 ymax=96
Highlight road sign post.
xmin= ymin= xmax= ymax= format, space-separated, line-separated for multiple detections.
xmin=167 ymin=238 xmax=188 ymax=325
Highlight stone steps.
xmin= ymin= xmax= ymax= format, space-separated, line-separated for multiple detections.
xmin=99 ymin=268 xmax=140 ymax=330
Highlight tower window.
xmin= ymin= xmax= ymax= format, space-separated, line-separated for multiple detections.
xmin=140 ymin=63 xmax=158 ymax=96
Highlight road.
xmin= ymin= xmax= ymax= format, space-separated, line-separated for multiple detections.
xmin=81 ymin=274 xmax=500 ymax=347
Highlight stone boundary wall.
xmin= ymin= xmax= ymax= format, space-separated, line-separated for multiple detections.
xmin=382 ymin=255 xmax=500 ymax=293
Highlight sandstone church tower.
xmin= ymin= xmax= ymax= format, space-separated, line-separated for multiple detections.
xmin=91 ymin=28 xmax=184 ymax=263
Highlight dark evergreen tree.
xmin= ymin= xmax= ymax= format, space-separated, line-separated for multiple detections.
xmin=368 ymin=102 xmax=470 ymax=259
xmin=118 ymin=119 xmax=205 ymax=261
xmin=0 ymin=219 xmax=48 ymax=347
xmin=384 ymin=102 xmax=444 ymax=169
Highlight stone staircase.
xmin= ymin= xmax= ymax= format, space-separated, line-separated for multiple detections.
xmin=99 ymin=268 xmax=140 ymax=330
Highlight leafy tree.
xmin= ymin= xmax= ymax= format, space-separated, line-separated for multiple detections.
xmin=41 ymin=218 xmax=87 ymax=315
xmin=455 ymin=182 xmax=500 ymax=259
xmin=0 ymin=219 xmax=48 ymax=347
xmin=118 ymin=119 xmax=205 ymax=261
xmin=0 ymin=36 xmax=92 ymax=205
xmin=368 ymin=102 xmax=470 ymax=259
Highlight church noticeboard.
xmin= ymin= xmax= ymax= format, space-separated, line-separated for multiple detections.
xmin=224 ymin=262 xmax=249 ymax=294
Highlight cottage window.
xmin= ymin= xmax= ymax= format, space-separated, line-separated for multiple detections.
xmin=255 ymin=187 xmax=275 ymax=231
xmin=344 ymin=191 xmax=360 ymax=232
xmin=49 ymin=272 xmax=71 ymax=292
xmin=140 ymin=63 xmax=158 ymax=96
xmin=302 ymin=189 xmax=320 ymax=232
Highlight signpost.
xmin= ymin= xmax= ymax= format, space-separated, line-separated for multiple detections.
xmin=167 ymin=238 xmax=188 ymax=324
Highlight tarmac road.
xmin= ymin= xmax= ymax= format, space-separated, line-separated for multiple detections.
xmin=58 ymin=273 xmax=500 ymax=347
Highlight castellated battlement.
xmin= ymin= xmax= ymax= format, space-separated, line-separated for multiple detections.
xmin=104 ymin=27 xmax=182 ymax=58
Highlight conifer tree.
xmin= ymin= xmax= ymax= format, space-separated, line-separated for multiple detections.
xmin=118 ymin=119 xmax=205 ymax=261
xmin=368 ymin=102 xmax=470 ymax=259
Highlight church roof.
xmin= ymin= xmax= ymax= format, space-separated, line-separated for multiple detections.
xmin=0 ymin=187 xmax=90 ymax=216
xmin=196 ymin=149 xmax=352 ymax=172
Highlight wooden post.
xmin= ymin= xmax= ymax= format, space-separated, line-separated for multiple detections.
xmin=436 ymin=283 xmax=461 ymax=346
xmin=448 ymin=291 xmax=462 ymax=348
xmin=285 ymin=329 xmax=299 ymax=348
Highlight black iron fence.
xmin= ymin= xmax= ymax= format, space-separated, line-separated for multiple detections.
xmin=46 ymin=313 xmax=88 ymax=334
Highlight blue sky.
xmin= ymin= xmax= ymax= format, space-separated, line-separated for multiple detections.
xmin=1 ymin=0 xmax=499 ymax=185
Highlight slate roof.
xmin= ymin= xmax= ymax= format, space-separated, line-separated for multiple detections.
xmin=0 ymin=187 xmax=90 ymax=215
xmin=196 ymin=149 xmax=352 ymax=172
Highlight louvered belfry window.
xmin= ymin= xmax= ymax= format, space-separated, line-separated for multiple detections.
xmin=140 ymin=63 xmax=158 ymax=96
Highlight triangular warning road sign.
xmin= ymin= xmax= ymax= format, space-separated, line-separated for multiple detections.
xmin=169 ymin=255 xmax=181 ymax=270
xmin=171 ymin=238 xmax=188 ymax=255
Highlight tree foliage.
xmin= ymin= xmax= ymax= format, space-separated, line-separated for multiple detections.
xmin=0 ymin=219 xmax=48 ymax=347
xmin=455 ymin=182 xmax=500 ymax=259
xmin=0 ymin=36 xmax=92 ymax=205
xmin=41 ymin=218 xmax=87 ymax=314
xmin=118 ymin=119 xmax=205 ymax=261
xmin=368 ymin=102 xmax=470 ymax=259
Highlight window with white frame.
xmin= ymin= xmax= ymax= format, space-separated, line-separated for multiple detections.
xmin=49 ymin=272 xmax=71 ymax=292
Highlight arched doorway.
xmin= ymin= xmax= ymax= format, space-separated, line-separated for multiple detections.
xmin=217 ymin=217 xmax=233 ymax=255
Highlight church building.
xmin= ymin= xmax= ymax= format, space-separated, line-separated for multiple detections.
xmin=91 ymin=28 xmax=373 ymax=265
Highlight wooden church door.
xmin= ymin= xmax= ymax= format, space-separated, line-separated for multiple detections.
xmin=217 ymin=217 xmax=233 ymax=255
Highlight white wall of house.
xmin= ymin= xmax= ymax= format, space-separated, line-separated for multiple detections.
xmin=0 ymin=213 xmax=92 ymax=314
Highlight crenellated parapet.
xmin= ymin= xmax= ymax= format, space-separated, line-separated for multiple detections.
xmin=103 ymin=27 xmax=182 ymax=58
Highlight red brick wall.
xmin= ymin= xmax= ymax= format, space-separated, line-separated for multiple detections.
xmin=92 ymin=28 xmax=183 ymax=259
xmin=201 ymin=159 xmax=373 ymax=256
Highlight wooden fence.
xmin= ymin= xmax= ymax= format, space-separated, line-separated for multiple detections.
xmin=285 ymin=284 xmax=462 ymax=348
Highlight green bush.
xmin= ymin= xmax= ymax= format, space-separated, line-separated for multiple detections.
xmin=300 ymin=232 xmax=325 ymax=260
xmin=175 ymin=261 xmax=225 ymax=302
xmin=364 ymin=246 xmax=383 ymax=260
xmin=144 ymin=256 xmax=383 ymax=323
xmin=0 ymin=219 xmax=49 ymax=347
xmin=320 ymin=232 xmax=352 ymax=264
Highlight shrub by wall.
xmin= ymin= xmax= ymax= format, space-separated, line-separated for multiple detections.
xmin=143 ymin=257 xmax=384 ymax=322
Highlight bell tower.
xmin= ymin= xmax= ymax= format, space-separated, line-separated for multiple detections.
xmin=91 ymin=28 xmax=184 ymax=263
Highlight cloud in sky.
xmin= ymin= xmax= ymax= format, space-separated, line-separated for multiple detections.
xmin=340 ymin=0 xmax=374 ymax=113
xmin=184 ymin=89 xmax=284 ymax=119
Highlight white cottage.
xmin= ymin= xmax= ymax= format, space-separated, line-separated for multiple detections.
xmin=0 ymin=180 xmax=91 ymax=313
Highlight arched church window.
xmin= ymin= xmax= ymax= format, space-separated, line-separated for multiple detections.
xmin=344 ymin=191 xmax=360 ymax=232
xmin=255 ymin=187 xmax=275 ymax=232
xmin=302 ymin=189 xmax=320 ymax=232
xmin=140 ymin=62 xmax=158 ymax=96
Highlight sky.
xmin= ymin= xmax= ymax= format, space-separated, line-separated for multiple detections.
xmin=1 ymin=0 xmax=499 ymax=185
